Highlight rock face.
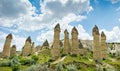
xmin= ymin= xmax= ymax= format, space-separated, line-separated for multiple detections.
xmin=63 ymin=29 xmax=70 ymax=54
xmin=78 ymin=40 xmax=83 ymax=49
xmin=71 ymin=27 xmax=79 ymax=54
xmin=101 ymin=31 xmax=107 ymax=59
xmin=51 ymin=23 xmax=61 ymax=60
xmin=92 ymin=25 xmax=101 ymax=61
xmin=60 ymin=40 xmax=63 ymax=47
xmin=2 ymin=33 xmax=12 ymax=57
xmin=42 ymin=40 xmax=49 ymax=48
xmin=92 ymin=25 xmax=107 ymax=61
xmin=10 ymin=45 xmax=16 ymax=57
xmin=31 ymin=42 xmax=35 ymax=53
xmin=22 ymin=36 xmax=32 ymax=56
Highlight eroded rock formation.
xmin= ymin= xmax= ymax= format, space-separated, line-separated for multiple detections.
xmin=2 ymin=33 xmax=12 ymax=57
xmin=63 ymin=29 xmax=70 ymax=54
xmin=51 ymin=23 xmax=61 ymax=60
xmin=22 ymin=36 xmax=32 ymax=56
xmin=10 ymin=45 xmax=16 ymax=57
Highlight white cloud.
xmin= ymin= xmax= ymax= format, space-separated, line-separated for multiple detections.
xmin=37 ymin=30 xmax=54 ymax=44
xmin=18 ymin=0 xmax=93 ymax=31
xmin=0 ymin=0 xmax=93 ymax=32
xmin=100 ymin=26 xmax=120 ymax=42
xmin=0 ymin=0 xmax=34 ymax=28
xmin=0 ymin=31 xmax=7 ymax=52
xmin=0 ymin=31 xmax=26 ymax=52
xmin=0 ymin=0 xmax=93 ymax=49
xmin=77 ymin=24 xmax=92 ymax=40
xmin=111 ymin=0 xmax=120 ymax=4
xmin=12 ymin=34 xmax=26 ymax=51
xmin=116 ymin=7 xmax=120 ymax=11
xmin=118 ymin=18 xmax=120 ymax=22
xmin=36 ymin=13 xmax=92 ymax=43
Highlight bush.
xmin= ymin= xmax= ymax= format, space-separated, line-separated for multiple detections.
xmin=67 ymin=64 xmax=77 ymax=71
xmin=70 ymin=54 xmax=77 ymax=57
xmin=31 ymin=54 xmax=39 ymax=61
xmin=20 ymin=57 xmax=35 ymax=65
xmin=55 ymin=63 xmax=63 ymax=71
xmin=26 ymin=64 xmax=50 ymax=71
xmin=0 ymin=60 xmax=11 ymax=67
xmin=11 ymin=56 xmax=21 ymax=71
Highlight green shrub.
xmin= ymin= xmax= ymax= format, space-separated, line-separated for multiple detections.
xmin=70 ymin=54 xmax=77 ymax=57
xmin=0 ymin=60 xmax=11 ymax=67
xmin=26 ymin=64 xmax=50 ymax=71
xmin=20 ymin=57 xmax=35 ymax=65
xmin=31 ymin=54 xmax=39 ymax=61
xmin=67 ymin=64 xmax=77 ymax=71
xmin=55 ymin=63 xmax=63 ymax=71
xmin=10 ymin=57 xmax=21 ymax=71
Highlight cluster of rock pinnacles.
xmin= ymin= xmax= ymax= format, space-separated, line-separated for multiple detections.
xmin=1 ymin=23 xmax=107 ymax=62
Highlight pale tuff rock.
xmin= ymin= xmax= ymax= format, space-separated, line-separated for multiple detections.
xmin=31 ymin=42 xmax=35 ymax=53
xmin=101 ymin=31 xmax=107 ymax=59
xmin=2 ymin=33 xmax=12 ymax=58
xmin=10 ymin=45 xmax=16 ymax=57
xmin=22 ymin=36 xmax=32 ymax=56
xmin=42 ymin=39 xmax=49 ymax=49
xmin=92 ymin=25 xmax=107 ymax=61
xmin=92 ymin=25 xmax=101 ymax=61
xmin=51 ymin=23 xmax=61 ymax=60
xmin=71 ymin=27 xmax=79 ymax=54
xmin=63 ymin=29 xmax=70 ymax=54
xmin=78 ymin=39 xmax=83 ymax=49
xmin=60 ymin=40 xmax=63 ymax=47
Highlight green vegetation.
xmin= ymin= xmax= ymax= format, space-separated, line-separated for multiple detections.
xmin=67 ymin=64 xmax=77 ymax=71
xmin=0 ymin=67 xmax=12 ymax=71
xmin=108 ymin=61 xmax=120 ymax=70
xmin=0 ymin=49 xmax=120 ymax=71
xmin=10 ymin=57 xmax=21 ymax=71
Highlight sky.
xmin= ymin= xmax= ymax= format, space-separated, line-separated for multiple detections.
xmin=0 ymin=0 xmax=120 ymax=52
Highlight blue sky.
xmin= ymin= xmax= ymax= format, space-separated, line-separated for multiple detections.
xmin=0 ymin=0 xmax=120 ymax=52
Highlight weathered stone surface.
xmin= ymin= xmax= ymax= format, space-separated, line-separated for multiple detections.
xmin=92 ymin=25 xmax=101 ymax=61
xmin=35 ymin=45 xmax=42 ymax=52
xmin=101 ymin=31 xmax=107 ymax=59
xmin=60 ymin=40 xmax=63 ymax=47
xmin=10 ymin=45 xmax=16 ymax=57
xmin=42 ymin=40 xmax=49 ymax=49
xmin=2 ymin=33 xmax=12 ymax=57
xmin=31 ymin=42 xmax=35 ymax=53
xmin=78 ymin=40 xmax=83 ymax=49
xmin=22 ymin=36 xmax=32 ymax=56
xmin=51 ymin=23 xmax=61 ymax=60
xmin=71 ymin=27 xmax=79 ymax=54
xmin=63 ymin=29 xmax=70 ymax=54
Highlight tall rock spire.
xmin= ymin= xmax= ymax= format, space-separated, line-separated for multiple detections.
xmin=63 ymin=29 xmax=70 ymax=54
xmin=92 ymin=25 xmax=101 ymax=62
xmin=51 ymin=23 xmax=61 ymax=60
xmin=101 ymin=31 xmax=107 ymax=60
xmin=2 ymin=33 xmax=12 ymax=57
xmin=71 ymin=27 xmax=79 ymax=54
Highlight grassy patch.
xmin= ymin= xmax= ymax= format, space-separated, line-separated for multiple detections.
xmin=0 ymin=67 xmax=12 ymax=71
xmin=108 ymin=61 xmax=120 ymax=70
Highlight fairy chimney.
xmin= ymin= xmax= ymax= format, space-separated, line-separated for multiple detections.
xmin=71 ymin=27 xmax=79 ymax=54
xmin=22 ymin=36 xmax=32 ymax=56
xmin=2 ymin=33 xmax=12 ymax=57
xmin=10 ymin=45 xmax=16 ymax=57
xmin=51 ymin=23 xmax=61 ymax=60
xmin=101 ymin=31 xmax=107 ymax=60
xmin=92 ymin=25 xmax=101 ymax=61
xmin=63 ymin=29 xmax=70 ymax=54
xmin=31 ymin=42 xmax=35 ymax=53
xmin=42 ymin=40 xmax=49 ymax=48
